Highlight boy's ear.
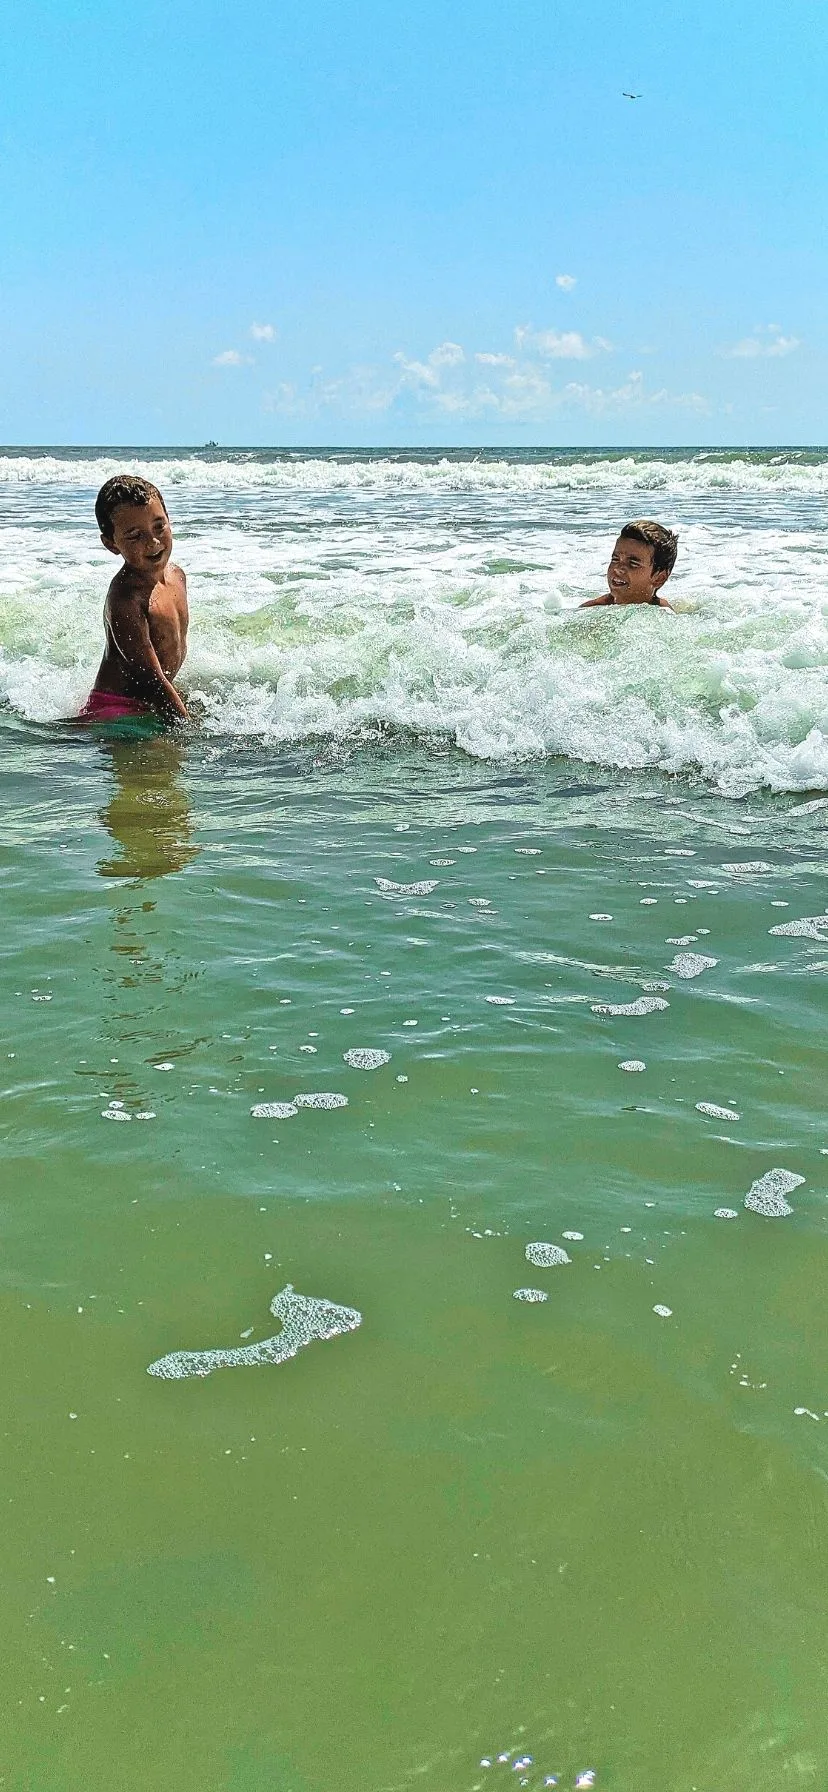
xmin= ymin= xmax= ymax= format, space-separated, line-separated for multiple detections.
xmin=652 ymin=566 xmax=669 ymax=591
xmin=100 ymin=532 xmax=119 ymax=556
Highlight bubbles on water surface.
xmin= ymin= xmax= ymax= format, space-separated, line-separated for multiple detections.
xmin=618 ymin=1059 xmax=646 ymax=1072
xmin=769 ymin=915 xmax=828 ymax=939
xmin=744 ymin=1168 xmax=805 ymax=1217
xmin=714 ymin=1208 xmax=739 ymax=1220
xmin=375 ymin=877 xmax=439 ymax=896
xmin=513 ymin=1288 xmax=549 ymax=1303
xmin=486 ymin=995 xmax=515 ymax=1005
xmin=653 ymin=1304 xmax=673 ymax=1318
xmin=562 ymin=1230 xmax=584 ymax=1240
xmin=722 ymin=861 xmax=773 ymax=873
xmin=343 ymin=1048 xmax=391 ymax=1069
xmin=153 ymin=1062 xmax=175 ymax=1072
xmin=668 ymin=952 xmax=718 ymax=978
xmin=525 ymin=1242 xmax=571 ymax=1267
xmin=294 ymin=1092 xmax=348 ymax=1109
xmin=696 ymin=1102 xmax=741 ymax=1120
xmin=591 ymin=997 xmax=669 ymax=1016
xmin=147 ymin=1284 xmax=362 ymax=1379
xmin=250 ymin=1101 xmax=299 ymax=1119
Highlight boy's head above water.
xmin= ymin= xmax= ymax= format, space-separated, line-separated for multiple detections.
xmin=608 ymin=519 xmax=678 ymax=603
xmin=95 ymin=474 xmax=172 ymax=581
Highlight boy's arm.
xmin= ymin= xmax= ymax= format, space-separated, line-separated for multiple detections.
xmin=109 ymin=591 xmax=188 ymax=720
xmin=579 ymin=595 xmax=612 ymax=607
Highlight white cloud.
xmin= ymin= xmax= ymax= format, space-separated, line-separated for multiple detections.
xmin=725 ymin=325 xmax=800 ymax=359
xmin=393 ymin=352 xmax=440 ymax=388
xmin=250 ymin=322 xmax=277 ymax=342
xmin=515 ymin=326 xmax=612 ymax=360
xmin=212 ymin=348 xmax=252 ymax=367
xmin=429 ymin=340 xmax=465 ymax=366
xmin=560 ymin=371 xmax=708 ymax=415
xmin=555 ymin=274 xmax=577 ymax=291
xmin=260 ymin=328 xmax=707 ymax=422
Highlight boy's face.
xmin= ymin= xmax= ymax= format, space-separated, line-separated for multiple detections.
xmin=607 ymin=535 xmax=667 ymax=603
xmin=103 ymin=496 xmax=172 ymax=578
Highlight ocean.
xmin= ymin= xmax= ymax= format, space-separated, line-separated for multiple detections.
xmin=2 ymin=447 xmax=828 ymax=1791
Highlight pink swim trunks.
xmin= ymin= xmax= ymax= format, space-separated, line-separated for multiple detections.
xmin=78 ymin=689 xmax=151 ymax=722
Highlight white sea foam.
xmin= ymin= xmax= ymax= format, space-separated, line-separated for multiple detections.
xmin=618 ymin=1059 xmax=646 ymax=1072
xmin=744 ymin=1168 xmax=805 ymax=1217
xmin=591 ymin=997 xmax=669 ymax=1016
xmin=4 ymin=450 xmax=828 ymax=794
xmin=696 ymin=1101 xmax=741 ymax=1120
xmin=293 ymin=1092 xmax=348 ymax=1109
xmin=375 ymin=877 xmax=439 ymax=895
xmin=668 ymin=952 xmax=718 ymax=978
xmin=525 ymin=1242 xmax=571 ymax=1267
xmin=513 ymin=1287 xmax=549 ymax=1303
xmin=343 ymin=1048 xmax=391 ymax=1069
xmin=714 ymin=1207 xmax=739 ymax=1219
xmin=146 ymin=1283 xmax=362 ymax=1379
xmin=769 ymin=916 xmax=828 ymax=939
xmin=250 ymin=1101 xmax=299 ymax=1119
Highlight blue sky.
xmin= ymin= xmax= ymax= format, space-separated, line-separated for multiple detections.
xmin=1 ymin=0 xmax=825 ymax=445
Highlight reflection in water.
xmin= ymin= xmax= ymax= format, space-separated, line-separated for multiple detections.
xmin=97 ymin=738 xmax=199 ymax=881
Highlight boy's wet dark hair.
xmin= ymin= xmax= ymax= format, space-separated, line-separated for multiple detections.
xmin=619 ymin=519 xmax=678 ymax=577
xmin=95 ymin=474 xmax=168 ymax=541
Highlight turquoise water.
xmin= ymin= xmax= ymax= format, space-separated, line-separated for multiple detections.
xmin=2 ymin=450 xmax=828 ymax=1789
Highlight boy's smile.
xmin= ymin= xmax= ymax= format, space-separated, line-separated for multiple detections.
xmin=607 ymin=536 xmax=666 ymax=603
xmin=104 ymin=496 xmax=172 ymax=579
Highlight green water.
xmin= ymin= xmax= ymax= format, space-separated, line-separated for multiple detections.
xmin=2 ymin=728 xmax=828 ymax=1791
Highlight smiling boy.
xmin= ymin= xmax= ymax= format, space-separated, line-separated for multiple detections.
xmin=79 ymin=475 xmax=189 ymax=723
xmin=581 ymin=520 xmax=678 ymax=609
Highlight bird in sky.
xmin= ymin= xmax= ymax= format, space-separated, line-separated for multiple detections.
xmin=622 ymin=91 xmax=642 ymax=99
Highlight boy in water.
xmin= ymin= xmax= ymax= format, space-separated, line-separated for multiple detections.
xmin=79 ymin=475 xmax=188 ymax=723
xmin=581 ymin=519 xmax=678 ymax=609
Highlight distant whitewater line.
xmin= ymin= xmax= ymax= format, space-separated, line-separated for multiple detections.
xmin=1 ymin=449 xmax=828 ymax=496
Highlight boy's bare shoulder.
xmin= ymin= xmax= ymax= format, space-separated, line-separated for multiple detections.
xmin=105 ymin=563 xmax=150 ymax=612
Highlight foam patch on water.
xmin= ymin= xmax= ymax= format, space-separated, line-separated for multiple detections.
xmin=525 ymin=1242 xmax=571 ymax=1267
xmin=250 ymin=1101 xmax=299 ymax=1119
xmin=343 ymin=1048 xmax=391 ymax=1069
xmin=696 ymin=1101 xmax=741 ymax=1120
xmin=618 ymin=1059 xmax=646 ymax=1072
xmin=769 ymin=915 xmax=828 ymax=939
xmin=147 ymin=1283 xmax=362 ymax=1379
xmin=666 ymin=934 xmax=698 ymax=946
xmin=293 ymin=1092 xmax=348 ymax=1109
xmin=668 ymin=952 xmax=718 ymax=978
xmin=714 ymin=1207 xmax=739 ymax=1219
xmin=653 ymin=1304 xmax=673 ymax=1318
xmin=375 ymin=877 xmax=438 ymax=896
xmin=562 ymin=1229 xmax=584 ymax=1240
xmin=721 ymin=861 xmax=773 ymax=873
xmin=513 ymin=1287 xmax=549 ymax=1303
xmin=591 ymin=997 xmax=669 ymax=1016
xmin=744 ymin=1168 xmax=805 ymax=1217
xmin=485 ymin=995 xmax=515 ymax=1005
